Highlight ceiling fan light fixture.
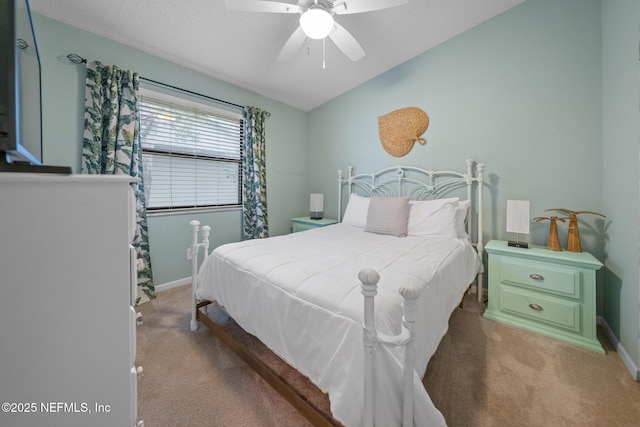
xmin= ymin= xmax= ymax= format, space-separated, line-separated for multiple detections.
xmin=299 ymin=8 xmax=334 ymax=39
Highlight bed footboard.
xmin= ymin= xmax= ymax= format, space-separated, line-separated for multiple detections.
xmin=188 ymin=220 xmax=210 ymax=332
xmin=360 ymin=269 xmax=417 ymax=427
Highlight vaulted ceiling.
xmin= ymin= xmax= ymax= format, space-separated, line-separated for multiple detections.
xmin=30 ymin=0 xmax=525 ymax=111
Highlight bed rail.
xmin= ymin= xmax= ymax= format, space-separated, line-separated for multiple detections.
xmin=189 ymin=220 xmax=210 ymax=332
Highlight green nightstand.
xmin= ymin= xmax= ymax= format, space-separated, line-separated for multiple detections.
xmin=291 ymin=216 xmax=338 ymax=233
xmin=483 ymin=240 xmax=604 ymax=353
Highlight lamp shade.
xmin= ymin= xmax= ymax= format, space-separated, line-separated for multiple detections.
xmin=310 ymin=193 xmax=324 ymax=219
xmin=300 ymin=8 xmax=334 ymax=39
xmin=506 ymin=200 xmax=530 ymax=234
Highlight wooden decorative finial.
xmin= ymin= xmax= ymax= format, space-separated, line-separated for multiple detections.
xmin=533 ymin=216 xmax=567 ymax=251
xmin=545 ymin=209 xmax=606 ymax=252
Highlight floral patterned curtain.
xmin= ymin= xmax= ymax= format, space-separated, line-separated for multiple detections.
xmin=82 ymin=61 xmax=155 ymax=304
xmin=242 ymin=106 xmax=269 ymax=239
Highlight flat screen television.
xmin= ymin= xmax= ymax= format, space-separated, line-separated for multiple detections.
xmin=0 ymin=0 xmax=70 ymax=173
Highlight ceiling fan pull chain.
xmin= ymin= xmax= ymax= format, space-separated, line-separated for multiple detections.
xmin=322 ymin=37 xmax=326 ymax=69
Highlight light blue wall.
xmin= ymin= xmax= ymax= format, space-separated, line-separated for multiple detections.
xmin=309 ymin=0 xmax=603 ymax=264
xmin=309 ymin=0 xmax=606 ymax=252
xmin=32 ymin=14 xmax=310 ymax=285
xmin=602 ymin=0 xmax=640 ymax=372
xmin=308 ymin=0 xmax=640 ymax=372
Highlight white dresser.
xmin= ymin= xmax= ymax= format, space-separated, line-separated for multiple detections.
xmin=0 ymin=173 xmax=142 ymax=427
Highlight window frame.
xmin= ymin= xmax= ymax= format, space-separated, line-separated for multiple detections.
xmin=138 ymin=87 xmax=244 ymax=215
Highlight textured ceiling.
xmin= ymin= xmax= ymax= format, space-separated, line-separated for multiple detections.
xmin=29 ymin=0 xmax=525 ymax=111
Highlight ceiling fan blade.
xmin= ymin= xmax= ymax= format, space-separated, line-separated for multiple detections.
xmin=224 ymin=0 xmax=300 ymax=14
xmin=277 ymin=27 xmax=307 ymax=61
xmin=328 ymin=22 xmax=365 ymax=62
xmin=333 ymin=0 xmax=408 ymax=15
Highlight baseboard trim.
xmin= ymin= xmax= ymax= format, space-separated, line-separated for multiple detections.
xmin=155 ymin=277 xmax=191 ymax=293
xmin=598 ymin=315 xmax=640 ymax=381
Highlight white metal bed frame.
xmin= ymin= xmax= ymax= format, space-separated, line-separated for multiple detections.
xmin=188 ymin=159 xmax=484 ymax=427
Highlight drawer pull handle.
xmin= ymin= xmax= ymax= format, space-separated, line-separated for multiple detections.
xmin=528 ymin=303 xmax=543 ymax=311
xmin=529 ymin=273 xmax=545 ymax=281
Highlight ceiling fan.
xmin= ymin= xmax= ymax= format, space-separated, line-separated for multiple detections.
xmin=224 ymin=0 xmax=409 ymax=62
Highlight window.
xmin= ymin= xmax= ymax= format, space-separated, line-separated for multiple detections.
xmin=139 ymin=89 xmax=243 ymax=212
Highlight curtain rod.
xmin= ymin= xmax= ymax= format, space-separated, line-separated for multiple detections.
xmin=140 ymin=77 xmax=245 ymax=111
xmin=66 ymin=53 xmax=270 ymax=116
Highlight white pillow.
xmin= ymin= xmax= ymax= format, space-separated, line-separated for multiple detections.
xmin=365 ymin=197 xmax=410 ymax=237
xmin=456 ymin=200 xmax=471 ymax=239
xmin=342 ymin=193 xmax=370 ymax=228
xmin=407 ymin=197 xmax=459 ymax=238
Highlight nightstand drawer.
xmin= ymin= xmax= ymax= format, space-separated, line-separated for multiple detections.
xmin=293 ymin=222 xmax=316 ymax=232
xmin=291 ymin=217 xmax=338 ymax=233
xmin=499 ymin=256 xmax=580 ymax=299
xmin=500 ymin=285 xmax=581 ymax=333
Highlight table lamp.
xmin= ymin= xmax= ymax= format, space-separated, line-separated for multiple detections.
xmin=507 ymin=200 xmax=530 ymax=248
xmin=310 ymin=193 xmax=324 ymax=220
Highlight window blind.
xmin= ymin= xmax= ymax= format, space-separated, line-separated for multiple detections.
xmin=139 ymin=92 xmax=243 ymax=211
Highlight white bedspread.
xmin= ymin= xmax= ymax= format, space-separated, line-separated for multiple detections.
xmin=196 ymin=223 xmax=481 ymax=427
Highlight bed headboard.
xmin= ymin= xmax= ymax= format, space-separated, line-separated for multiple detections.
xmin=338 ymin=158 xmax=485 ymax=251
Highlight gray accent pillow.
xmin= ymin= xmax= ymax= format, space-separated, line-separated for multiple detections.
xmin=365 ymin=196 xmax=410 ymax=237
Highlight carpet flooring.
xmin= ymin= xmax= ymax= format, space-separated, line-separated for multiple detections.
xmin=136 ymin=285 xmax=640 ymax=426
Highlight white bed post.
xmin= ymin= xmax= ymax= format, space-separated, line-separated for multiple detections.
xmin=202 ymin=226 xmax=211 ymax=259
xmin=399 ymin=288 xmax=418 ymax=427
xmin=476 ymin=163 xmax=485 ymax=302
xmin=189 ymin=220 xmax=211 ymax=332
xmin=359 ymin=269 xmax=379 ymax=427
xmin=338 ymin=169 xmax=343 ymax=222
xmin=189 ymin=220 xmax=201 ymax=332
xmin=339 ymin=166 xmax=356 ymax=222
xmin=465 ymin=159 xmax=474 ymax=238
xmin=348 ymin=165 xmax=354 ymax=195
xmin=359 ymin=269 xmax=418 ymax=427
